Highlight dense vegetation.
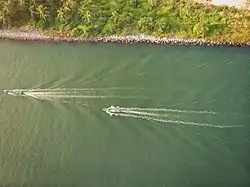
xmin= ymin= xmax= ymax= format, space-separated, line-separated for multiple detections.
xmin=0 ymin=0 xmax=250 ymax=43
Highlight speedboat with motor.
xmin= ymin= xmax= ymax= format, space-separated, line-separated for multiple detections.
xmin=102 ymin=105 xmax=121 ymax=116
xmin=4 ymin=89 xmax=25 ymax=96
xmin=4 ymin=89 xmax=47 ymax=101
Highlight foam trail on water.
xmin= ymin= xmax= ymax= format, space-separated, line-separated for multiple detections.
xmin=15 ymin=88 xmax=152 ymax=100
xmin=116 ymin=113 xmax=235 ymax=128
xmin=24 ymin=93 xmax=55 ymax=101
xmin=102 ymin=106 xmax=243 ymax=128
xmin=117 ymin=110 xmax=172 ymax=118
xmin=28 ymin=87 xmax=152 ymax=91
xmin=39 ymin=95 xmax=149 ymax=99
xmin=24 ymin=92 xmax=149 ymax=100
xmin=26 ymin=92 xmax=63 ymax=95
xmin=117 ymin=106 xmax=218 ymax=115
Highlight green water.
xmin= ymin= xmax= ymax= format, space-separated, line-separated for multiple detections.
xmin=0 ymin=41 xmax=250 ymax=187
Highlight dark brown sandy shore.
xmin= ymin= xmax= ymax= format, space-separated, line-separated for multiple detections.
xmin=0 ymin=29 xmax=249 ymax=47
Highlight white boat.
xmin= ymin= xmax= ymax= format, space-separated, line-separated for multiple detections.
xmin=4 ymin=89 xmax=25 ymax=96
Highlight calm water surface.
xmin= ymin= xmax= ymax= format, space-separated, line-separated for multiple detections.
xmin=0 ymin=41 xmax=250 ymax=187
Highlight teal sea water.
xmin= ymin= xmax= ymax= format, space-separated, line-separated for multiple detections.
xmin=0 ymin=41 xmax=250 ymax=186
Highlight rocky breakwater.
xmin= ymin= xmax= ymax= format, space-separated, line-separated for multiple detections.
xmin=0 ymin=29 xmax=249 ymax=47
xmin=103 ymin=35 xmax=250 ymax=47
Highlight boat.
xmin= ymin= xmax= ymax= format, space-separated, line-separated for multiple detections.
xmin=4 ymin=89 xmax=48 ymax=101
xmin=4 ymin=89 xmax=25 ymax=96
xmin=102 ymin=106 xmax=121 ymax=116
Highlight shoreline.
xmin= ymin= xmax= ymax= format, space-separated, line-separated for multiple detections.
xmin=195 ymin=0 xmax=250 ymax=10
xmin=0 ymin=29 xmax=249 ymax=47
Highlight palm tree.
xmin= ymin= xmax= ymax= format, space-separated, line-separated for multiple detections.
xmin=148 ymin=0 xmax=157 ymax=7
xmin=78 ymin=5 xmax=91 ymax=23
xmin=7 ymin=0 xmax=13 ymax=6
xmin=111 ymin=10 xmax=118 ymax=23
xmin=0 ymin=1 xmax=13 ymax=26
xmin=3 ymin=1 xmax=13 ymax=15
xmin=0 ymin=10 xmax=6 ymax=25
xmin=18 ymin=0 xmax=26 ymax=8
xmin=36 ymin=4 xmax=47 ymax=21
xmin=56 ymin=8 xmax=65 ymax=22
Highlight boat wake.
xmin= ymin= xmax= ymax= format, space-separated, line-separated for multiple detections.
xmin=3 ymin=88 xmax=150 ymax=101
xmin=102 ymin=106 xmax=243 ymax=128
xmin=4 ymin=88 xmax=246 ymax=128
